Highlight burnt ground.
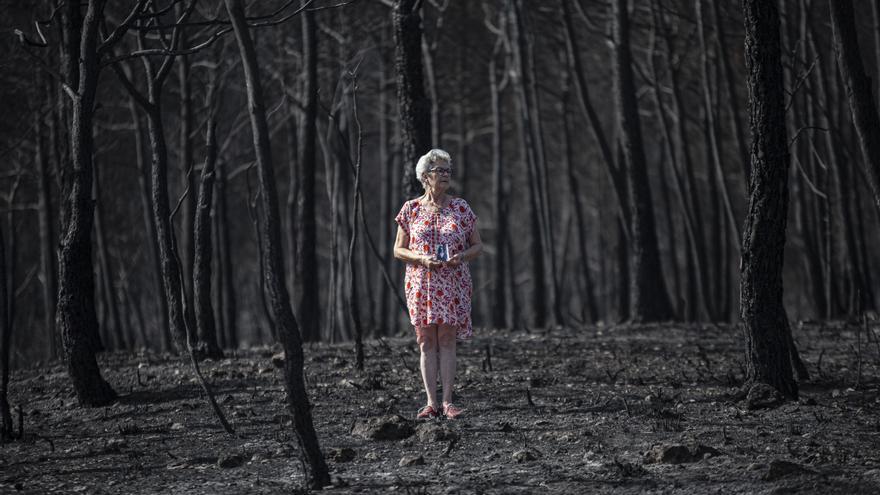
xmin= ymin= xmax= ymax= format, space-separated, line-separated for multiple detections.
xmin=1 ymin=322 xmax=880 ymax=494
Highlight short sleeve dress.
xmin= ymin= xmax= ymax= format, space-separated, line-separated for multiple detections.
xmin=395 ymin=197 xmax=478 ymax=341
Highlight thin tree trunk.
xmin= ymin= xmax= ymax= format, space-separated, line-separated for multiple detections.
xmin=93 ymin=163 xmax=125 ymax=349
xmin=128 ymin=97 xmax=170 ymax=351
xmin=562 ymin=74 xmax=599 ymax=322
xmin=711 ymin=0 xmax=750 ymax=183
xmin=740 ymin=0 xmax=799 ymax=399
xmin=57 ymin=0 xmax=116 ymax=406
xmin=0 ymin=214 xmax=12 ymax=440
xmin=225 ymin=0 xmax=330 ymax=487
xmin=215 ymin=160 xmax=238 ymax=348
xmin=297 ymin=8 xmax=320 ymax=342
xmin=393 ymin=0 xmax=432 ymax=197
xmin=830 ymin=0 xmax=880 ymax=217
xmin=348 ymin=74 xmax=365 ymax=370
xmin=612 ymin=0 xmax=674 ymax=323
xmin=192 ymin=106 xmax=223 ymax=360
xmin=489 ymin=47 xmax=508 ymax=329
xmin=35 ymin=108 xmax=58 ymax=359
xmin=177 ymin=19 xmax=195 ymax=311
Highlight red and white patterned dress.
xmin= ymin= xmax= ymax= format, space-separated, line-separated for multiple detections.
xmin=395 ymin=197 xmax=478 ymax=341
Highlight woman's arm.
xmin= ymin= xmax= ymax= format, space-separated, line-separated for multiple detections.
xmin=447 ymin=226 xmax=483 ymax=265
xmin=393 ymin=226 xmax=442 ymax=269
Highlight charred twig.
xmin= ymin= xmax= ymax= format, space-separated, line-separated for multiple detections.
xmin=485 ymin=344 xmax=493 ymax=372
xmin=136 ymin=367 xmax=147 ymax=387
xmin=441 ymin=437 xmax=457 ymax=457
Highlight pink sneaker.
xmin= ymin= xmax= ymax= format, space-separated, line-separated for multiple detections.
xmin=416 ymin=405 xmax=440 ymax=419
xmin=442 ymin=403 xmax=465 ymax=419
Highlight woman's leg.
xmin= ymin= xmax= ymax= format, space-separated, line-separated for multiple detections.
xmin=416 ymin=325 xmax=439 ymax=408
xmin=437 ymin=325 xmax=458 ymax=405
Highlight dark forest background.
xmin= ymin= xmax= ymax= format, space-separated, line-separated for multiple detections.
xmin=2 ymin=0 xmax=879 ymax=367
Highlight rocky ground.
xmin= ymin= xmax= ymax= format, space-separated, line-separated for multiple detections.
xmin=1 ymin=321 xmax=880 ymax=494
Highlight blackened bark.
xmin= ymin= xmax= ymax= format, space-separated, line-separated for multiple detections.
xmin=35 ymin=110 xmax=58 ymax=359
xmin=740 ymin=0 xmax=798 ymax=399
xmin=177 ymin=49 xmax=196 ymax=308
xmin=297 ymin=9 xmax=320 ymax=342
xmin=128 ymin=97 xmax=171 ymax=351
xmin=225 ymin=0 xmax=330 ymax=487
xmin=93 ymin=164 xmax=125 ymax=349
xmin=0 ymin=222 xmax=12 ymax=440
xmin=612 ymin=0 xmax=674 ymax=323
xmin=57 ymin=0 xmax=116 ymax=406
xmin=193 ymin=116 xmax=223 ymax=360
xmin=829 ymin=0 xmax=880 ymax=216
xmin=489 ymin=47 xmax=508 ymax=328
xmin=215 ymin=162 xmax=237 ymax=347
xmin=393 ymin=0 xmax=432 ymax=198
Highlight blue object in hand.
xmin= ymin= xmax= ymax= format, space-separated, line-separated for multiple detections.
xmin=436 ymin=244 xmax=448 ymax=262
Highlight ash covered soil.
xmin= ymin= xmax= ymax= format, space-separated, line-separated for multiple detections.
xmin=2 ymin=322 xmax=880 ymax=494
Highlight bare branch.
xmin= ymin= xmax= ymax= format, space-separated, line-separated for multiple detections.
xmin=98 ymin=0 xmax=150 ymax=53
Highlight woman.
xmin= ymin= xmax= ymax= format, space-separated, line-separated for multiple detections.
xmin=394 ymin=149 xmax=483 ymax=419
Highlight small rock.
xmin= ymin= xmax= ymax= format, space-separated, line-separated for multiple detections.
xmin=217 ymin=454 xmax=245 ymax=469
xmin=328 ymin=447 xmax=356 ymax=463
xmin=643 ymin=444 xmax=721 ymax=464
xmin=170 ymin=422 xmax=185 ymax=431
xmin=250 ymin=453 xmax=266 ymax=463
xmin=415 ymin=423 xmax=459 ymax=443
xmin=747 ymin=462 xmax=766 ymax=471
xmin=513 ymin=449 xmax=539 ymax=463
xmin=399 ymin=454 xmax=425 ymax=467
xmin=798 ymin=396 xmax=817 ymax=406
xmin=364 ymin=451 xmax=380 ymax=461
xmin=351 ymin=415 xmax=415 ymax=441
xmin=746 ymin=383 xmax=783 ymax=410
xmin=271 ymin=352 xmax=285 ymax=368
xmin=763 ymin=460 xmax=813 ymax=481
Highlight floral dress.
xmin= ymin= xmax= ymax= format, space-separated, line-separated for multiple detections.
xmin=395 ymin=197 xmax=478 ymax=341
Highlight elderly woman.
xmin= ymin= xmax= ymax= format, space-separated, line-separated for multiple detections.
xmin=394 ymin=149 xmax=482 ymax=419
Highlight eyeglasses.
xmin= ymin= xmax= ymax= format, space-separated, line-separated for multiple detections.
xmin=428 ymin=166 xmax=453 ymax=176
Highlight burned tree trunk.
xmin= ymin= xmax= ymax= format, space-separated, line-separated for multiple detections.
xmin=192 ymin=114 xmax=223 ymax=360
xmin=35 ymin=109 xmax=58 ymax=359
xmin=127 ymin=97 xmax=171 ymax=351
xmin=57 ymin=0 xmax=116 ymax=406
xmin=829 ymin=0 xmax=880 ymax=216
xmin=740 ymin=0 xmax=798 ymax=399
xmin=393 ymin=0 xmax=432 ymax=197
xmin=0 ymin=221 xmax=11 ymax=440
xmin=612 ymin=0 xmax=674 ymax=323
xmin=297 ymin=8 xmax=320 ymax=342
xmin=225 ymin=0 xmax=330 ymax=487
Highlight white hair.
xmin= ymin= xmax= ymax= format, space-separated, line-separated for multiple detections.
xmin=415 ymin=149 xmax=452 ymax=187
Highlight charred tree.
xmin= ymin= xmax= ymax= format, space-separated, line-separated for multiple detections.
xmin=297 ymin=8 xmax=320 ymax=342
xmin=612 ymin=0 xmax=674 ymax=323
xmin=225 ymin=0 xmax=330 ymax=487
xmin=829 ymin=0 xmax=880 ymax=217
xmin=0 ymin=219 xmax=11 ymax=440
xmin=740 ymin=0 xmax=799 ymax=399
xmin=35 ymin=108 xmax=58 ymax=359
xmin=192 ymin=96 xmax=223 ymax=360
xmin=57 ymin=0 xmax=116 ymax=406
xmin=393 ymin=0 xmax=432 ymax=197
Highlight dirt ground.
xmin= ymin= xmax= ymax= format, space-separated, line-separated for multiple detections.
xmin=1 ymin=321 xmax=879 ymax=494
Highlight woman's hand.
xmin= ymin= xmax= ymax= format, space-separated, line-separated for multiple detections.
xmin=421 ymin=255 xmax=444 ymax=270
xmin=444 ymin=253 xmax=464 ymax=267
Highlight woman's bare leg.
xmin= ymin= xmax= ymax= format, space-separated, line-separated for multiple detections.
xmin=437 ymin=325 xmax=458 ymax=405
xmin=417 ymin=325 xmax=439 ymax=408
